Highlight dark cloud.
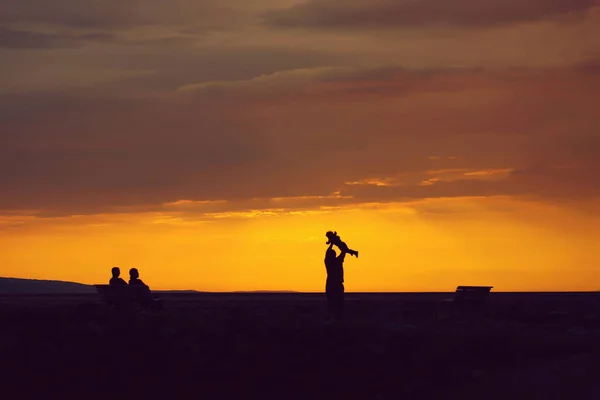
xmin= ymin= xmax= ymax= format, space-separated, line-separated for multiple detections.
xmin=339 ymin=165 xmax=600 ymax=203
xmin=1 ymin=64 xmax=599 ymax=216
xmin=2 ymin=0 xmax=141 ymax=28
xmin=0 ymin=27 xmax=76 ymax=49
xmin=0 ymin=44 xmax=349 ymax=94
xmin=0 ymin=90 xmax=149 ymax=124
xmin=263 ymin=0 xmax=598 ymax=30
xmin=177 ymin=65 xmax=483 ymax=103
xmin=105 ymin=47 xmax=349 ymax=92
xmin=0 ymin=27 xmax=115 ymax=49
xmin=0 ymin=0 xmax=254 ymax=54
xmin=0 ymin=0 xmax=247 ymax=30
xmin=339 ymin=133 xmax=600 ymax=203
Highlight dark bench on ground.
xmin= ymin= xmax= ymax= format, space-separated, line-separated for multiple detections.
xmin=94 ymin=284 xmax=162 ymax=309
xmin=438 ymin=286 xmax=493 ymax=317
xmin=447 ymin=286 xmax=493 ymax=303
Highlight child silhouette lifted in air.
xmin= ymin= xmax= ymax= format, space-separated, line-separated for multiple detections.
xmin=326 ymin=231 xmax=359 ymax=258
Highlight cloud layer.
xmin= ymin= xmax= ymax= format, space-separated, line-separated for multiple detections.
xmin=264 ymin=0 xmax=599 ymax=30
xmin=2 ymin=63 xmax=599 ymax=217
xmin=1 ymin=0 xmax=599 ymax=218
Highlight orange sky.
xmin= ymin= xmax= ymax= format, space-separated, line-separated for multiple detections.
xmin=1 ymin=0 xmax=600 ymax=291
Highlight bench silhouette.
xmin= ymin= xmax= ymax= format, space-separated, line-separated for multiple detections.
xmin=438 ymin=286 xmax=493 ymax=317
xmin=447 ymin=286 xmax=493 ymax=302
xmin=94 ymin=284 xmax=161 ymax=309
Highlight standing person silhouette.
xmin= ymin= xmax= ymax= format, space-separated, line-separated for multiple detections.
xmin=324 ymin=243 xmax=347 ymax=324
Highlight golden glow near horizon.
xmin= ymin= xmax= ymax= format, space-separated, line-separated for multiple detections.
xmin=1 ymin=197 xmax=598 ymax=292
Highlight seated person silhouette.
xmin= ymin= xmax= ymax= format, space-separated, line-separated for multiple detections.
xmin=326 ymin=231 xmax=358 ymax=258
xmin=109 ymin=266 xmax=127 ymax=285
xmin=128 ymin=268 xmax=160 ymax=309
xmin=128 ymin=268 xmax=149 ymax=288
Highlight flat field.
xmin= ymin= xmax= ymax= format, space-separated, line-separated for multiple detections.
xmin=1 ymin=292 xmax=600 ymax=399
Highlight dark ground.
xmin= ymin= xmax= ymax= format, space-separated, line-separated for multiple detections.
xmin=1 ymin=292 xmax=600 ymax=399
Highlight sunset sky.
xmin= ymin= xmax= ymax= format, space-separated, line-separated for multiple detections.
xmin=1 ymin=0 xmax=599 ymax=291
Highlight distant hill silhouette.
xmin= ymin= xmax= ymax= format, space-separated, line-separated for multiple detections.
xmin=233 ymin=290 xmax=299 ymax=293
xmin=0 ymin=277 xmax=297 ymax=295
xmin=153 ymin=290 xmax=201 ymax=293
xmin=0 ymin=277 xmax=95 ymax=294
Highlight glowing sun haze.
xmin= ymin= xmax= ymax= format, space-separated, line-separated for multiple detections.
xmin=1 ymin=0 xmax=599 ymax=291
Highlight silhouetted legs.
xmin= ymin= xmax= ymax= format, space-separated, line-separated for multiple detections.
xmin=336 ymin=242 xmax=358 ymax=258
xmin=326 ymin=281 xmax=344 ymax=323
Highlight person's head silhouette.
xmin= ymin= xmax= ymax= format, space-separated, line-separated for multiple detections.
xmin=325 ymin=248 xmax=337 ymax=262
xmin=129 ymin=268 xmax=139 ymax=280
xmin=111 ymin=266 xmax=121 ymax=278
